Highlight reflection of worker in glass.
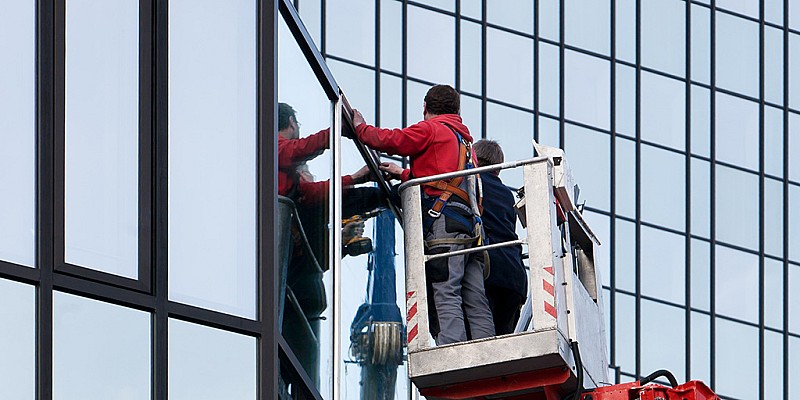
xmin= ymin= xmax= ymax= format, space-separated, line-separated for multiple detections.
xmin=473 ymin=140 xmax=527 ymax=335
xmin=352 ymin=85 xmax=495 ymax=345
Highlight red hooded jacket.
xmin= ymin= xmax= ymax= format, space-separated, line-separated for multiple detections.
xmin=355 ymin=114 xmax=476 ymax=196
xmin=278 ymin=128 xmax=354 ymax=205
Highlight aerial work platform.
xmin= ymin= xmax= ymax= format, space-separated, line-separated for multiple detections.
xmin=399 ymin=152 xmax=607 ymax=399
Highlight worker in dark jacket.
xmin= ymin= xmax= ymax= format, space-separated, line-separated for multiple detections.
xmin=473 ymin=140 xmax=528 ymax=335
xmin=352 ymin=85 xmax=495 ymax=345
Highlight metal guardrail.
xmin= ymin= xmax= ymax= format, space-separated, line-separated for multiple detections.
xmin=398 ymin=156 xmax=549 ymax=192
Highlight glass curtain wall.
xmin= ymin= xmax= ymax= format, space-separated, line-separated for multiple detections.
xmin=291 ymin=0 xmax=800 ymax=399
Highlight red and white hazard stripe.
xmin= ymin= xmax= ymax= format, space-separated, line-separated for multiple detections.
xmin=542 ymin=266 xmax=557 ymax=318
xmin=406 ymin=290 xmax=419 ymax=345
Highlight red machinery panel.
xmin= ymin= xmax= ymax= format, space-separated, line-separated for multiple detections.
xmin=582 ymin=380 xmax=719 ymax=400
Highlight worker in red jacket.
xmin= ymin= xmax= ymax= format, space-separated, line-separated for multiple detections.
xmin=352 ymin=85 xmax=495 ymax=345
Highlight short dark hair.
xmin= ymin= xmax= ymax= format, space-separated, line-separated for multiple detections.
xmin=424 ymin=85 xmax=460 ymax=115
xmin=278 ymin=102 xmax=296 ymax=130
xmin=473 ymin=139 xmax=504 ymax=166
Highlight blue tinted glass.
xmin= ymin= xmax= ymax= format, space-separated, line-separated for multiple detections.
xmin=460 ymin=20 xmax=482 ymax=95
xmin=380 ymin=0 xmax=402 ymax=73
xmin=717 ymin=0 xmax=758 ymax=18
xmin=407 ymin=6 xmax=454 ymax=85
xmin=169 ymin=319 xmax=256 ymax=399
xmin=641 ymin=144 xmax=685 ymax=231
xmin=538 ymin=42 xmax=560 ymax=117
xmin=65 ymin=0 xmax=139 ymax=278
xmin=792 ymin=34 xmax=800 ymax=109
xmin=615 ymin=293 xmax=636 ymax=374
xmin=715 ymin=93 xmax=759 ymax=172
xmin=765 ymin=258 xmax=784 ymax=330
xmin=691 ymin=158 xmax=710 ymax=238
xmin=641 ymin=226 xmax=685 ymax=305
xmin=765 ymin=178 xmax=784 ymax=258
xmin=766 ymin=26 xmax=784 ymax=106
xmin=406 ymin=79 xmax=429 ymax=124
xmin=423 ymin=0 xmax=453 ymax=13
xmin=537 ymin=115 xmax=560 ymax=148
xmin=690 ymin=312 xmax=711 ymax=383
xmin=691 ymin=85 xmax=711 ymax=157
xmin=715 ymin=12 xmax=759 ymax=98
xmin=487 ymin=102 xmax=533 ymax=185
xmin=792 ymin=113 xmax=800 ymax=182
xmin=765 ymin=330 xmax=785 ymax=399
xmin=564 ymin=124 xmax=610 ymax=211
xmin=792 ymin=1 xmax=800 ymax=31
xmin=715 ymin=166 xmax=759 ymax=250
xmin=765 ymin=105 xmax=784 ymax=178
xmin=298 ymin=0 xmax=321 ymax=46
xmin=565 ymin=0 xmax=610 ymax=56
xmin=691 ymin=5 xmax=710 ymax=85
xmin=53 ymin=292 xmax=151 ymax=399
xmin=564 ymin=50 xmax=610 ymax=130
xmin=691 ymin=238 xmax=710 ymax=311
xmin=616 ymin=0 xmax=636 ymax=63
xmin=582 ymin=211 xmax=609 ymax=286
xmin=0 ymin=279 xmax=35 ymax=399
xmin=0 ymin=0 xmax=35 ymax=268
xmin=641 ymin=301 xmax=685 ymax=380
xmin=461 ymin=0 xmax=481 ymax=20
xmin=793 ymin=263 xmax=800 ymax=333
xmin=641 ymin=72 xmax=685 ymax=150
xmin=791 ymin=184 xmax=800 ymax=262
xmin=642 ymin=0 xmax=685 ymax=77
xmin=765 ymin=0 xmax=783 ymax=25
xmin=329 ymin=59 xmax=375 ymax=120
xmin=461 ymin=94 xmax=482 ymax=140
xmin=615 ymin=137 xmax=635 ymax=218
xmin=488 ymin=0 xmax=533 ymax=35
xmin=539 ymin=0 xmax=559 ymax=41
xmin=487 ymin=28 xmax=533 ymax=109
xmin=615 ymin=64 xmax=635 ymax=137
xmin=614 ymin=219 xmax=635 ymax=292
xmin=715 ymin=245 xmax=759 ymax=323
xmin=715 ymin=319 xmax=759 ymax=399
xmin=380 ymin=73 xmax=402 ymax=129
xmin=326 ymin=0 xmax=374 ymax=65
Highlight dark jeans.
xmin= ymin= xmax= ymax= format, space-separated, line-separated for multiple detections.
xmin=485 ymin=284 xmax=525 ymax=336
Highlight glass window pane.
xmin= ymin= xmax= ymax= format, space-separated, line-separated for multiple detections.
xmin=765 ymin=257 xmax=784 ymax=330
xmin=690 ymin=312 xmax=710 ymax=383
xmin=691 ymin=158 xmax=710 ymax=238
xmin=488 ymin=0 xmax=533 ymax=35
xmin=641 ymin=301 xmax=685 ymax=380
xmin=615 ymin=64 xmax=635 ymax=137
xmin=0 ymin=0 xmax=35 ymax=268
xmin=583 ymin=211 xmax=610 ymax=285
xmin=461 ymin=0 xmax=481 ymax=20
xmin=539 ymin=0 xmax=559 ymax=42
xmin=487 ymin=28 xmax=533 ymax=109
xmin=791 ymin=336 xmax=800 ymax=400
xmin=641 ymin=226 xmax=685 ymax=305
xmin=766 ymin=26 xmax=784 ymax=106
xmin=715 ymin=12 xmax=759 ymax=98
xmin=641 ymin=144 xmax=685 ymax=231
xmin=539 ymin=42 xmax=560 ymax=117
xmin=53 ymin=292 xmax=150 ymax=399
xmin=168 ymin=319 xmax=256 ymax=399
xmin=765 ymin=105 xmax=784 ymax=178
xmin=792 ymin=263 xmax=800 ymax=333
xmin=406 ymin=79 xmax=429 ymax=125
xmin=0 ymin=279 xmax=35 ymax=399
xmin=715 ymin=92 xmax=759 ymax=172
xmin=564 ymin=124 xmax=610 ymax=211
xmin=641 ymin=72 xmax=685 ymax=150
xmin=565 ymin=0 xmax=610 ymax=56
xmin=537 ymin=115 xmax=560 ymax=148
xmin=487 ymin=102 xmax=533 ymax=185
xmin=791 ymin=112 xmax=800 ymax=182
xmin=460 ymin=20 xmax=482 ymax=95
xmin=564 ymin=50 xmax=610 ymax=130
xmin=791 ymin=184 xmax=800 ymax=263
xmin=169 ymin=0 xmax=257 ymax=318
xmin=461 ymin=94 xmax=482 ymax=139
xmin=329 ymin=59 xmax=374 ymax=121
xmin=791 ymin=34 xmax=800 ymax=109
xmin=691 ymin=85 xmax=710 ymax=157
xmin=615 ymin=137 xmax=635 ymax=218
xmin=791 ymin=1 xmax=800 ymax=31
xmin=380 ymin=0 xmax=401 ymax=73
xmin=691 ymin=4 xmax=710 ymax=85
xmin=691 ymin=238 xmax=710 ymax=311
xmin=614 ymin=293 xmax=636 ymax=374
xmin=717 ymin=0 xmax=758 ymax=18
xmin=64 ymin=0 xmax=139 ymax=278
xmin=298 ymin=0 xmax=321 ymax=47
xmin=408 ymin=6 xmax=454 ymax=85
xmin=642 ymin=0 xmax=685 ymax=77
xmin=614 ymin=219 xmax=635 ymax=292
xmin=765 ymin=330 xmax=785 ymax=399
xmin=765 ymin=178 xmax=784 ymax=258
xmin=380 ymin=73 xmax=403 ymax=129
xmin=326 ymin=0 xmax=374 ymax=66
xmin=715 ymin=245 xmax=759 ymax=323
xmin=715 ymin=166 xmax=759 ymax=250
xmin=765 ymin=0 xmax=783 ymax=25
xmin=715 ymin=319 xmax=758 ymax=400
xmin=616 ymin=0 xmax=636 ymax=63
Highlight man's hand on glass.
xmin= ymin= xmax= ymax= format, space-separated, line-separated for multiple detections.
xmin=379 ymin=162 xmax=404 ymax=180
xmin=351 ymin=165 xmax=375 ymax=184
xmin=352 ymin=109 xmax=365 ymax=128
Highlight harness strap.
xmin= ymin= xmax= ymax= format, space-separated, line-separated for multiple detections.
xmin=423 ymin=124 xmax=471 ymax=217
xmin=424 ymin=236 xmax=479 ymax=249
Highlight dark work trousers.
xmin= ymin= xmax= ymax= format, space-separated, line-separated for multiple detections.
xmin=425 ymin=215 xmax=495 ymax=345
xmin=484 ymin=284 xmax=525 ymax=335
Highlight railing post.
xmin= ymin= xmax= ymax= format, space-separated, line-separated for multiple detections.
xmin=401 ymin=185 xmax=430 ymax=357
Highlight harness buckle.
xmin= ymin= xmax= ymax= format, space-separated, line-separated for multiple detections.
xmin=427 ymin=208 xmax=442 ymax=218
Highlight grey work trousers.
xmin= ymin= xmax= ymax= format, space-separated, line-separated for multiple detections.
xmin=425 ymin=215 xmax=496 ymax=345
